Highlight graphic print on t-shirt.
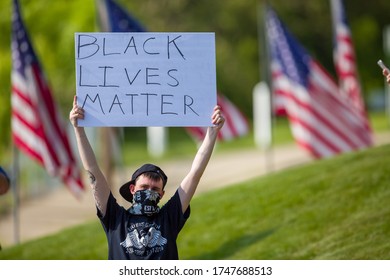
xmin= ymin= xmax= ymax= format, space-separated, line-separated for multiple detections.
xmin=120 ymin=221 xmax=167 ymax=257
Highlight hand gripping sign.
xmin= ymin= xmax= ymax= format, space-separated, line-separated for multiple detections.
xmin=75 ymin=32 xmax=216 ymax=127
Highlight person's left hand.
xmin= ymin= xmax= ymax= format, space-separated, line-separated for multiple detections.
xmin=211 ymin=105 xmax=225 ymax=131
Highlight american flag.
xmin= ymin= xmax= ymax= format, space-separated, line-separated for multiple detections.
xmin=331 ymin=0 xmax=371 ymax=131
xmin=265 ymin=6 xmax=372 ymax=158
xmin=11 ymin=0 xmax=84 ymax=197
xmin=97 ymin=0 xmax=146 ymax=32
xmin=186 ymin=94 xmax=249 ymax=141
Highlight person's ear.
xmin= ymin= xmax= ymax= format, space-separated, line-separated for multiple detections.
xmin=130 ymin=184 xmax=136 ymax=195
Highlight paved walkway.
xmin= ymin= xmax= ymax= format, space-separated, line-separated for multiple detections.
xmin=1 ymin=133 xmax=389 ymax=248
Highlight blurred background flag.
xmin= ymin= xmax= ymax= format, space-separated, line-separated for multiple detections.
xmin=265 ymin=6 xmax=372 ymax=158
xmin=97 ymin=0 xmax=146 ymax=32
xmin=186 ymin=94 xmax=249 ymax=142
xmin=11 ymin=0 xmax=84 ymax=197
xmin=331 ymin=0 xmax=372 ymax=136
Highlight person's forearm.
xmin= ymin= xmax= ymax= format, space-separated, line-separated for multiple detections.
xmin=73 ymin=127 xmax=99 ymax=172
xmin=178 ymin=105 xmax=224 ymax=212
xmin=73 ymin=126 xmax=110 ymax=214
xmin=190 ymin=127 xmax=218 ymax=179
xmin=179 ymin=127 xmax=218 ymax=209
xmin=70 ymin=96 xmax=110 ymax=214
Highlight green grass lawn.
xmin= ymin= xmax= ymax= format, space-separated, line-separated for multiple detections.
xmin=1 ymin=143 xmax=389 ymax=260
xmin=180 ymin=143 xmax=390 ymax=260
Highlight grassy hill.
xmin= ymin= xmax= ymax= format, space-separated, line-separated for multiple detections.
xmin=1 ymin=144 xmax=390 ymax=260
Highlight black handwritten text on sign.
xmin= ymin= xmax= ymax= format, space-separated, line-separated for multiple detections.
xmin=75 ymin=32 xmax=216 ymax=127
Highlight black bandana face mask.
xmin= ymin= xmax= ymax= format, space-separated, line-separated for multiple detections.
xmin=128 ymin=189 xmax=161 ymax=216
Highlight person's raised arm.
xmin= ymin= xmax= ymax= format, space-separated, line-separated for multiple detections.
xmin=178 ymin=105 xmax=225 ymax=213
xmin=69 ymin=96 xmax=110 ymax=216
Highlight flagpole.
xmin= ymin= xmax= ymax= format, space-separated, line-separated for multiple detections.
xmin=12 ymin=144 xmax=20 ymax=244
xmin=257 ymin=0 xmax=274 ymax=173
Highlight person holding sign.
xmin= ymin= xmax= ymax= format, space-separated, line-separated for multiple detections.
xmin=70 ymin=96 xmax=224 ymax=260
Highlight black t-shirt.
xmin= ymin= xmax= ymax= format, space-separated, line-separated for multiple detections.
xmin=98 ymin=190 xmax=190 ymax=260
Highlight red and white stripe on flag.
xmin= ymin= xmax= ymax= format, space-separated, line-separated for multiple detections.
xmin=186 ymin=94 xmax=249 ymax=142
xmin=11 ymin=0 xmax=84 ymax=198
xmin=266 ymin=6 xmax=372 ymax=158
xmin=272 ymin=61 xmax=372 ymax=158
xmin=331 ymin=0 xmax=372 ymax=133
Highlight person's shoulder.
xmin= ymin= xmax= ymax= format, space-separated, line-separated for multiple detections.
xmin=161 ymin=189 xmax=190 ymax=217
xmin=161 ymin=190 xmax=181 ymax=207
xmin=98 ymin=192 xmax=126 ymax=219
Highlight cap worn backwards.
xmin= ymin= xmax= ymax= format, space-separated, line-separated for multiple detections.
xmin=119 ymin=163 xmax=167 ymax=203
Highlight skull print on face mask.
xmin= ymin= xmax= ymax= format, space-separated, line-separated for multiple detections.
xmin=128 ymin=189 xmax=161 ymax=216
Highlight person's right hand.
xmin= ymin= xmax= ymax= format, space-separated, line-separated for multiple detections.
xmin=69 ymin=95 xmax=85 ymax=127
xmin=384 ymin=69 xmax=390 ymax=85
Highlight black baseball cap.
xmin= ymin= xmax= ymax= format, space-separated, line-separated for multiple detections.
xmin=119 ymin=163 xmax=168 ymax=202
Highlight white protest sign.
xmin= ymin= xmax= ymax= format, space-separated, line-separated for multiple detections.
xmin=74 ymin=32 xmax=216 ymax=127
